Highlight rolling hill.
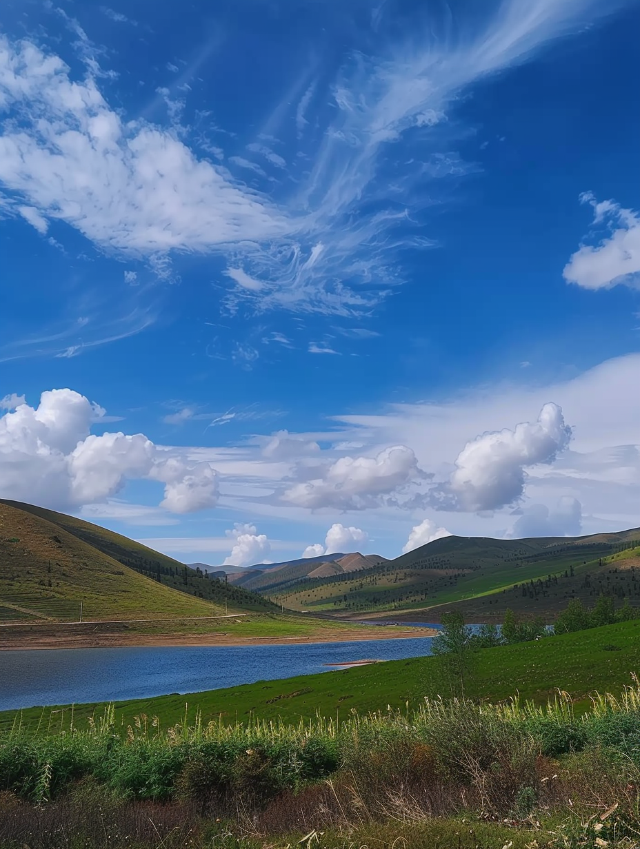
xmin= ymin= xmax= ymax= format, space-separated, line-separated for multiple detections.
xmin=0 ymin=500 xmax=277 ymax=623
xmin=268 ymin=528 xmax=640 ymax=619
xmin=227 ymin=551 xmax=387 ymax=594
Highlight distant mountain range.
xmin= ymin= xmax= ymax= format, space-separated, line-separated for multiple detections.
xmin=224 ymin=551 xmax=388 ymax=594
xmin=222 ymin=527 xmax=640 ymax=620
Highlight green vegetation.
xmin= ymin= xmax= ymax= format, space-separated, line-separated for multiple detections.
xmin=4 ymin=675 xmax=640 ymax=847
xmin=4 ymin=619 xmax=640 ymax=734
xmin=0 ymin=501 xmax=226 ymax=621
xmin=0 ymin=500 xmax=277 ymax=622
xmin=431 ymin=610 xmax=476 ymax=696
xmin=270 ymin=529 xmax=640 ymax=621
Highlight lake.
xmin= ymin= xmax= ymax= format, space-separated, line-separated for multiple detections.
xmin=0 ymin=636 xmax=436 ymax=711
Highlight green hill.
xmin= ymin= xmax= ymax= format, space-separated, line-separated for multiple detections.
xmin=0 ymin=500 xmax=277 ymax=622
xmin=270 ymin=528 xmax=640 ymax=619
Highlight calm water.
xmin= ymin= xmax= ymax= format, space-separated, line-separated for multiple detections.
xmin=0 ymin=636 xmax=435 ymax=711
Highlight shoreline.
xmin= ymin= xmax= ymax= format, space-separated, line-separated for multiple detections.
xmin=0 ymin=626 xmax=436 ymax=651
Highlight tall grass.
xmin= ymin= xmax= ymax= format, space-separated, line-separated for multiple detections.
xmin=4 ymin=680 xmax=640 ymax=846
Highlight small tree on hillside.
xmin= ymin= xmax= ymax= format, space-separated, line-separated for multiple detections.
xmin=554 ymin=598 xmax=590 ymax=634
xmin=591 ymin=594 xmax=616 ymax=627
xmin=618 ymin=598 xmax=638 ymax=621
xmin=432 ymin=611 xmax=475 ymax=697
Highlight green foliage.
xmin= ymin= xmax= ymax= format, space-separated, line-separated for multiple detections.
xmin=555 ymin=594 xmax=639 ymax=635
xmin=431 ymin=611 xmax=476 ymax=695
xmin=501 ymin=608 xmax=547 ymax=644
xmin=6 ymin=681 xmax=640 ymax=847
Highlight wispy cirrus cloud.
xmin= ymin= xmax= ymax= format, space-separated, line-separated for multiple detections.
xmin=0 ymin=1 xmax=629 ymax=318
xmin=0 ymin=286 xmax=158 ymax=363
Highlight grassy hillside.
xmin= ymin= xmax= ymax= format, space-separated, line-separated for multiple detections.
xmin=271 ymin=528 xmax=640 ymax=619
xmin=228 ymin=551 xmax=386 ymax=594
xmin=4 ymin=618 xmax=640 ymax=732
xmin=0 ymin=500 xmax=277 ymax=622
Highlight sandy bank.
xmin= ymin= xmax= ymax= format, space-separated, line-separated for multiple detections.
xmin=0 ymin=624 xmax=436 ymax=651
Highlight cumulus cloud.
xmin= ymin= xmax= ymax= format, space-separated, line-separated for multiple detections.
xmin=283 ymin=446 xmax=420 ymax=510
xmin=0 ymin=393 xmax=25 ymax=410
xmin=302 ymin=523 xmax=369 ymax=558
xmin=433 ymin=404 xmax=572 ymax=512
xmin=564 ymin=193 xmax=640 ymax=290
xmin=302 ymin=543 xmax=326 ymax=558
xmin=0 ymin=388 xmax=218 ymax=513
xmin=324 ymin=523 xmax=369 ymax=554
xmin=153 ymin=459 xmax=219 ymax=514
xmin=223 ymin=523 xmax=270 ymax=567
xmin=508 ymin=497 xmax=583 ymax=539
xmin=402 ymin=518 xmax=451 ymax=554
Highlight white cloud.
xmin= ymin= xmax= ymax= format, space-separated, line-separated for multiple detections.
xmin=433 ymin=403 xmax=572 ymax=512
xmin=225 ymin=267 xmax=265 ymax=292
xmin=18 ymin=205 xmax=48 ymax=234
xmin=402 ymin=518 xmax=451 ymax=553
xmin=296 ymin=81 xmax=316 ymax=139
xmin=223 ymin=524 xmax=271 ymax=567
xmin=100 ymin=7 xmax=133 ymax=24
xmin=324 ymin=523 xmax=368 ymax=554
xmin=309 ymin=343 xmax=340 ymax=355
xmin=153 ymin=459 xmax=219 ymax=514
xmin=264 ymin=332 xmax=293 ymax=348
xmin=302 ymin=543 xmax=326 ymax=558
xmin=0 ymin=393 xmax=25 ymax=410
xmin=228 ymin=156 xmax=268 ymax=177
xmin=226 ymin=523 xmax=258 ymax=538
xmin=0 ymin=388 xmax=218 ymax=513
xmin=124 ymin=270 xmax=138 ymax=284
xmin=0 ymin=36 xmax=287 ymax=255
xmin=0 ymin=4 xmax=623 ymax=315
xmin=163 ymin=407 xmax=195 ymax=426
xmin=79 ymin=501 xmax=179 ymax=526
xmin=261 ymin=431 xmax=320 ymax=461
xmin=564 ymin=193 xmax=640 ymax=290
xmin=246 ymin=142 xmax=286 ymax=169
xmin=302 ymin=523 xmax=369 ymax=557
xmin=283 ymin=445 xmax=420 ymax=510
xmin=507 ymin=496 xmax=583 ymax=539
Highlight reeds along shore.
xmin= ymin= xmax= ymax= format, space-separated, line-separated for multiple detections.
xmin=4 ymin=680 xmax=640 ymax=847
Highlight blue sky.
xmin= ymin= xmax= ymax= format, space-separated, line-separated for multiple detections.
xmin=1 ymin=0 xmax=639 ymax=567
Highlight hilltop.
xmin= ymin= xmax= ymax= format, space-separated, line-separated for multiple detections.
xmin=267 ymin=527 xmax=640 ymax=620
xmin=0 ymin=499 xmax=279 ymax=623
xmin=228 ymin=551 xmax=387 ymax=594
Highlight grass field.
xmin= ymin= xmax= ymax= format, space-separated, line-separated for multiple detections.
xmin=4 ymin=619 xmax=640 ymax=733
xmin=4 ymin=646 xmax=640 ymax=848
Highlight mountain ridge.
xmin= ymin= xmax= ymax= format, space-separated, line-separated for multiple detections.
xmin=266 ymin=527 xmax=640 ymax=619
